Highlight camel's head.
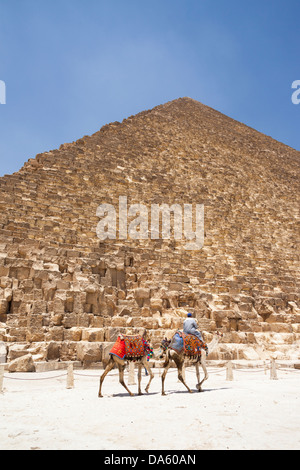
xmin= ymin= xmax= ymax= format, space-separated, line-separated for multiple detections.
xmin=157 ymin=337 xmax=171 ymax=359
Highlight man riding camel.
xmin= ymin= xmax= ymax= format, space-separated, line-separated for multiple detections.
xmin=183 ymin=312 xmax=203 ymax=341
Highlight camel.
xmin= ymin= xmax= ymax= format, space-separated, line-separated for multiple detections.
xmin=98 ymin=334 xmax=154 ymax=397
xmin=159 ymin=331 xmax=222 ymax=395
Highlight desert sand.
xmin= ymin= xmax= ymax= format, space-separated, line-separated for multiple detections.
xmin=0 ymin=363 xmax=299 ymax=451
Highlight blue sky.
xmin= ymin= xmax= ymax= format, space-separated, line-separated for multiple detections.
xmin=0 ymin=0 xmax=299 ymax=176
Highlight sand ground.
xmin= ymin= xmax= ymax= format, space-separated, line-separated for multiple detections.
xmin=0 ymin=363 xmax=299 ymax=450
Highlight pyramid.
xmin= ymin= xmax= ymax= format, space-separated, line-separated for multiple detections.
xmin=0 ymin=97 xmax=299 ymax=364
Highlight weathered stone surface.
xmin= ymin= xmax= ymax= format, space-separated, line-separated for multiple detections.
xmin=0 ymin=97 xmax=299 ymax=362
xmin=76 ymin=342 xmax=102 ymax=363
xmin=8 ymin=354 xmax=36 ymax=372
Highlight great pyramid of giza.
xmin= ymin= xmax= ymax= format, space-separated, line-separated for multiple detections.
xmin=0 ymin=97 xmax=299 ymax=365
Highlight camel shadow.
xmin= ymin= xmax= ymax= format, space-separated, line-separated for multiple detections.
xmin=163 ymin=387 xmax=230 ymax=395
xmin=110 ymin=387 xmax=230 ymax=397
xmin=112 ymin=391 xmax=158 ymax=398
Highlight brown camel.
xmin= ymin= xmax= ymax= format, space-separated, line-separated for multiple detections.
xmin=159 ymin=331 xmax=222 ymax=395
xmin=98 ymin=335 xmax=154 ymax=397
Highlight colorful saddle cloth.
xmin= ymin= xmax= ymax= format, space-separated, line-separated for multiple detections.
xmin=110 ymin=335 xmax=152 ymax=361
xmin=110 ymin=336 xmax=126 ymax=359
xmin=170 ymin=331 xmax=208 ymax=358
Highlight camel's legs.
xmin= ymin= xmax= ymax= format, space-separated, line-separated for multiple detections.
xmin=161 ymin=358 xmax=171 ymax=396
xmin=118 ymin=363 xmax=134 ymax=396
xmin=141 ymin=357 xmax=154 ymax=393
xmin=98 ymin=357 xmax=115 ymax=397
xmin=195 ymin=362 xmax=201 ymax=392
xmin=137 ymin=363 xmax=142 ymax=395
xmin=177 ymin=360 xmax=193 ymax=393
xmin=197 ymin=354 xmax=209 ymax=391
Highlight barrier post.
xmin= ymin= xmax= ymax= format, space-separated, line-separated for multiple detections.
xmin=128 ymin=361 xmax=136 ymax=385
xmin=226 ymin=361 xmax=234 ymax=381
xmin=270 ymin=358 xmax=278 ymax=380
xmin=66 ymin=363 xmax=74 ymax=389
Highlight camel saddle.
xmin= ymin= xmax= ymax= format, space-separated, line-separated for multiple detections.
xmin=170 ymin=331 xmax=208 ymax=358
xmin=110 ymin=334 xmax=151 ymax=361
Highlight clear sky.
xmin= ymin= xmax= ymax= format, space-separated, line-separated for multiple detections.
xmin=0 ymin=0 xmax=299 ymax=176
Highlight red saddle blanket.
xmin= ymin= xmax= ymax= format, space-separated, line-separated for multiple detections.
xmin=110 ymin=336 xmax=126 ymax=359
xmin=178 ymin=331 xmax=207 ymax=358
xmin=110 ymin=335 xmax=146 ymax=360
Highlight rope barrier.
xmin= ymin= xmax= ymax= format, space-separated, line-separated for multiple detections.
xmin=0 ymin=359 xmax=298 ymax=394
xmin=73 ymin=372 xmax=102 ymax=378
xmin=3 ymin=373 xmax=68 ymax=380
xmin=276 ymin=367 xmax=299 ymax=373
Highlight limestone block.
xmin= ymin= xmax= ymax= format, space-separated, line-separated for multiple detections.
xmin=62 ymin=313 xmax=77 ymax=329
xmin=51 ymin=313 xmax=63 ymax=326
xmin=76 ymin=341 xmax=102 ymax=363
xmin=0 ymin=300 xmax=8 ymax=315
xmin=63 ymin=327 xmax=82 ymax=341
xmin=126 ymin=317 xmax=134 ymax=327
xmin=81 ymin=328 xmax=105 ymax=342
xmin=292 ymin=324 xmax=300 ymax=333
xmin=59 ymin=341 xmax=78 ymax=361
xmin=111 ymin=316 xmax=127 ymax=327
xmin=211 ymin=310 xmax=229 ymax=323
xmin=47 ymin=341 xmax=61 ymax=360
xmin=45 ymin=326 xmax=64 ymax=342
xmin=269 ymin=323 xmax=293 ymax=333
xmin=0 ymin=276 xmax=12 ymax=288
xmin=0 ymin=326 xmax=6 ymax=341
xmin=31 ymin=300 xmax=47 ymax=314
xmin=7 ymin=327 xmax=27 ymax=342
xmin=104 ymin=327 xmax=126 ymax=342
xmin=161 ymin=316 xmax=172 ymax=329
xmin=77 ymin=313 xmax=92 ymax=327
xmin=134 ymin=288 xmax=151 ymax=299
xmin=241 ymin=347 xmax=261 ymax=361
xmin=26 ymin=330 xmax=45 ymax=343
xmin=8 ymin=354 xmax=36 ymax=372
xmin=140 ymin=307 xmax=151 ymax=317
xmin=0 ymin=266 xmax=9 ymax=277
xmin=27 ymin=342 xmax=48 ymax=361
xmin=168 ymin=282 xmax=183 ymax=291
xmin=7 ymin=344 xmax=29 ymax=361
xmin=43 ymin=263 xmax=59 ymax=272
xmin=150 ymin=298 xmax=163 ymax=311
xmin=90 ymin=316 xmax=104 ymax=328
xmin=27 ymin=314 xmax=43 ymax=329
